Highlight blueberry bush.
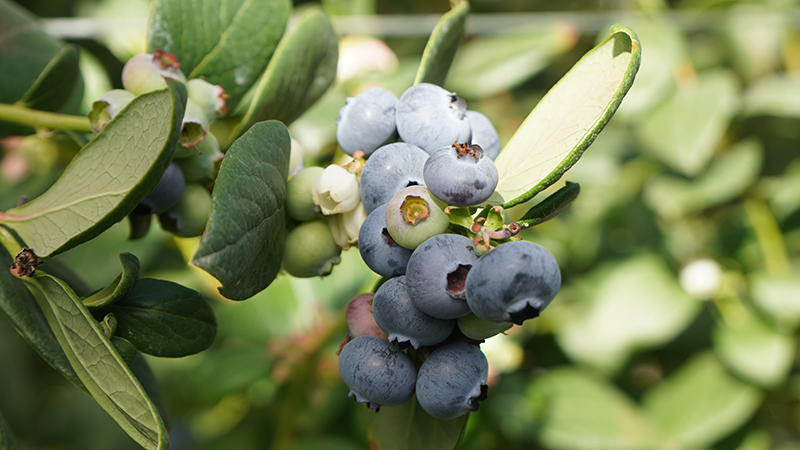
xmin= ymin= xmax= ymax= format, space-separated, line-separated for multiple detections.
xmin=1 ymin=0 xmax=799 ymax=450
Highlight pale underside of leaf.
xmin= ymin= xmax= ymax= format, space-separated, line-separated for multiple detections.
xmin=494 ymin=25 xmax=641 ymax=208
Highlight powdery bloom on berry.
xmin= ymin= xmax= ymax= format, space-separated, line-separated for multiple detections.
xmin=312 ymin=164 xmax=360 ymax=215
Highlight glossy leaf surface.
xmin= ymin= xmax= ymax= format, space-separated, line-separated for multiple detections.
xmin=493 ymin=25 xmax=641 ymax=207
xmin=192 ymin=120 xmax=291 ymax=300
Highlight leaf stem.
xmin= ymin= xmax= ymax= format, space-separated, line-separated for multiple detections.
xmin=0 ymin=103 xmax=92 ymax=133
xmin=744 ymin=196 xmax=790 ymax=278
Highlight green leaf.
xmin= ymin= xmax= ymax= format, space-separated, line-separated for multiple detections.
xmin=0 ymin=243 xmax=84 ymax=389
xmin=493 ymin=25 xmax=641 ymax=208
xmin=445 ymin=23 xmax=577 ymax=99
xmin=235 ymin=6 xmax=338 ymax=136
xmin=713 ymin=308 xmax=795 ymax=388
xmin=518 ymin=181 xmax=580 ymax=227
xmin=1 ymin=82 xmax=187 ymax=257
xmin=192 ymin=120 xmax=291 ymax=300
xmin=95 ymin=278 xmax=217 ymax=357
xmin=637 ymin=69 xmax=740 ymax=177
xmin=644 ymin=138 xmax=763 ymax=219
xmin=413 ymin=0 xmax=469 ymax=87
xmin=360 ymin=396 xmax=468 ymax=450
xmin=643 ymin=352 xmax=763 ymax=449
xmin=742 ymin=73 xmax=800 ymax=118
xmin=750 ymin=270 xmax=800 ymax=332
xmin=18 ymin=44 xmax=83 ymax=112
xmin=23 ymin=273 xmax=168 ymax=450
xmin=82 ymin=253 xmax=141 ymax=308
xmin=525 ymin=367 xmax=662 ymax=450
xmin=147 ymin=0 xmax=291 ymax=110
xmin=0 ymin=409 xmax=20 ymax=450
xmin=557 ymin=253 xmax=701 ymax=372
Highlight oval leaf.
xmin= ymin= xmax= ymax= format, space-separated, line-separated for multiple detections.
xmin=96 ymin=278 xmax=217 ymax=357
xmin=494 ymin=25 xmax=641 ymax=208
xmin=0 ymin=81 xmax=187 ymax=257
xmin=414 ymin=0 xmax=469 ymax=87
xmin=643 ymin=352 xmax=763 ymax=449
xmin=147 ymin=0 xmax=291 ymax=110
xmin=19 ymin=44 xmax=83 ymax=112
xmin=191 ymin=120 xmax=291 ymax=300
xmin=234 ymin=6 xmax=338 ymax=136
xmin=24 ymin=273 xmax=168 ymax=450
xmin=360 ymin=397 xmax=468 ymax=450
xmin=82 ymin=252 xmax=141 ymax=308
xmin=518 ymin=181 xmax=580 ymax=227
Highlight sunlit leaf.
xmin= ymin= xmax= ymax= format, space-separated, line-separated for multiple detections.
xmin=361 ymin=396 xmax=468 ymax=450
xmin=493 ymin=25 xmax=641 ymax=207
xmin=414 ymin=0 xmax=469 ymax=87
xmin=750 ymin=270 xmax=800 ymax=332
xmin=742 ymin=73 xmax=800 ymax=118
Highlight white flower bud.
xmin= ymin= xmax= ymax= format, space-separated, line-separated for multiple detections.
xmin=121 ymin=50 xmax=187 ymax=96
xmin=187 ymin=78 xmax=227 ymax=122
xmin=312 ymin=164 xmax=360 ymax=215
xmin=327 ymin=202 xmax=368 ymax=250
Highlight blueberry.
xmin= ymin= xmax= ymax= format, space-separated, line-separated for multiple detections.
xmin=384 ymin=186 xmax=450 ymax=250
xmin=358 ymin=204 xmax=414 ymax=278
xmin=338 ymin=336 xmax=417 ymax=411
xmin=466 ymin=110 xmax=500 ymax=161
xmin=345 ymin=293 xmax=386 ymax=340
xmin=282 ymin=220 xmax=341 ymax=278
xmin=395 ymin=83 xmax=471 ymax=154
xmin=423 ymin=143 xmax=498 ymax=207
xmin=157 ymin=182 xmax=211 ymax=237
xmin=465 ymin=241 xmax=561 ymax=325
xmin=415 ymin=341 xmax=489 ymax=420
xmin=359 ymin=142 xmax=429 ymax=214
xmin=457 ymin=313 xmax=511 ymax=341
xmin=405 ymin=234 xmax=478 ymax=319
xmin=286 ymin=166 xmax=324 ymax=221
xmin=336 ymin=87 xmax=398 ymax=156
xmin=136 ymin=161 xmax=185 ymax=215
xmin=371 ymin=276 xmax=455 ymax=349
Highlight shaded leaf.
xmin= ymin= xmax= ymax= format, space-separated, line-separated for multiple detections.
xmin=525 ymin=367 xmax=663 ymax=450
xmin=643 ymin=352 xmax=763 ymax=449
xmin=19 ymin=44 xmax=83 ymax=112
xmin=557 ymin=253 xmax=701 ymax=372
xmin=0 ymin=409 xmax=20 ymax=450
xmin=637 ymin=69 xmax=740 ymax=176
xmin=360 ymin=396 xmax=468 ymax=450
xmin=518 ymin=181 xmax=580 ymax=227
xmin=147 ymin=0 xmax=291 ymax=110
xmin=96 ymin=278 xmax=216 ymax=357
xmin=23 ymin=273 xmax=168 ymax=450
xmin=494 ymin=25 xmax=641 ymax=208
xmin=0 ymin=243 xmax=84 ymax=389
xmin=82 ymin=253 xmax=141 ymax=308
xmin=235 ymin=7 xmax=338 ymax=136
xmin=0 ymin=82 xmax=187 ymax=257
xmin=414 ymin=0 xmax=469 ymax=87
xmin=192 ymin=120 xmax=291 ymax=300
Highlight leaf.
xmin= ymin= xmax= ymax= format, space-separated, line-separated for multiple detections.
xmin=360 ymin=396 xmax=468 ymax=450
xmin=524 ymin=367 xmax=663 ymax=450
xmin=235 ymin=6 xmax=338 ymax=136
xmin=192 ymin=120 xmax=291 ymax=300
xmin=82 ymin=253 xmax=141 ymax=308
xmin=493 ymin=25 xmax=641 ymax=208
xmin=147 ymin=0 xmax=291 ymax=110
xmin=643 ymin=352 xmax=763 ymax=449
xmin=750 ymin=270 xmax=800 ymax=332
xmin=637 ymin=69 xmax=740 ymax=177
xmin=0 ymin=243 xmax=84 ymax=389
xmin=95 ymin=278 xmax=217 ymax=357
xmin=18 ymin=44 xmax=83 ymax=112
xmin=0 ymin=81 xmax=187 ymax=257
xmin=445 ymin=23 xmax=578 ymax=99
xmin=713 ymin=309 xmax=795 ymax=388
xmin=23 ymin=273 xmax=169 ymax=450
xmin=644 ymin=138 xmax=763 ymax=219
xmin=557 ymin=253 xmax=701 ymax=372
xmin=413 ymin=0 xmax=469 ymax=87
xmin=742 ymin=73 xmax=800 ymax=118
xmin=518 ymin=181 xmax=580 ymax=227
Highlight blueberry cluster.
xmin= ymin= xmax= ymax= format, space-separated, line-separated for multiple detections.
xmin=331 ymin=83 xmax=562 ymax=419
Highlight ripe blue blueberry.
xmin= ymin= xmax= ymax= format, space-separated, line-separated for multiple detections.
xmin=137 ymin=161 xmax=185 ymax=215
xmin=338 ymin=336 xmax=417 ymax=411
xmin=358 ymin=204 xmax=414 ymax=278
xmin=395 ymin=83 xmax=471 ymax=154
xmin=465 ymin=110 xmax=500 ymax=161
xmin=465 ymin=240 xmax=561 ymax=325
xmin=423 ymin=142 xmax=498 ymax=207
xmin=372 ymin=276 xmax=455 ymax=349
xmin=336 ymin=87 xmax=399 ymax=156
xmin=415 ymin=342 xmax=489 ymax=420
xmin=405 ymin=234 xmax=478 ymax=319
xmin=359 ymin=142 xmax=429 ymax=214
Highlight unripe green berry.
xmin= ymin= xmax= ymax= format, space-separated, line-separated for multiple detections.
xmin=457 ymin=313 xmax=511 ymax=341
xmin=283 ymin=220 xmax=341 ymax=278
xmin=385 ymin=185 xmax=450 ymax=249
xmin=286 ymin=166 xmax=324 ymax=221
xmin=158 ymin=183 xmax=212 ymax=237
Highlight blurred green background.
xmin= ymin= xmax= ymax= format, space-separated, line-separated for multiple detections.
xmin=1 ymin=0 xmax=800 ymax=449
